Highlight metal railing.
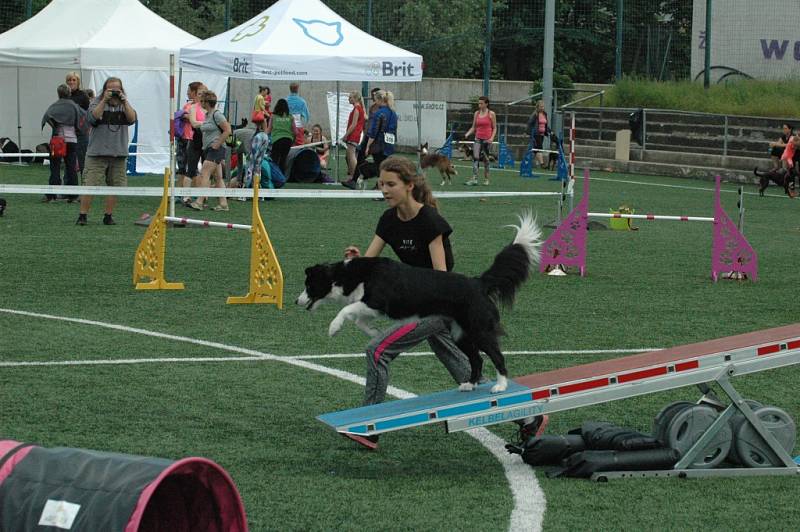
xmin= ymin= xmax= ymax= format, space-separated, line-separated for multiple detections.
xmin=603 ymin=108 xmax=790 ymax=157
xmin=556 ymin=89 xmax=605 ymax=142
xmin=501 ymin=91 xmax=542 ymax=141
xmin=501 ymin=89 xmax=606 ymax=143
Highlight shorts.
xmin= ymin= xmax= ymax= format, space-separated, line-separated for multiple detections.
xmin=84 ymin=155 xmax=128 ymax=187
xmin=771 ymin=146 xmax=785 ymax=158
xmin=202 ymin=145 xmax=226 ymax=164
xmin=346 ymin=141 xmax=360 ymax=148
xmin=186 ymin=142 xmax=201 ymax=178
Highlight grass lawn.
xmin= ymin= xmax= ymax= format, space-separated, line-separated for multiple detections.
xmin=1 ymin=155 xmax=799 ymax=531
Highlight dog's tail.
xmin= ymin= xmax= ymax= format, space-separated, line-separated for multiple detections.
xmin=478 ymin=210 xmax=542 ymax=308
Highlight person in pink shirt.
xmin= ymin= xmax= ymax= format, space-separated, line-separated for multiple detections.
xmin=780 ymin=131 xmax=798 ymax=171
xmin=526 ymin=100 xmax=549 ymax=169
xmin=180 ymin=83 xmax=207 ymax=206
xmin=463 ymin=95 xmax=497 ymax=186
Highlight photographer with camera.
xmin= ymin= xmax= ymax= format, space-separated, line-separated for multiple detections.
xmin=77 ymin=77 xmax=136 ymax=226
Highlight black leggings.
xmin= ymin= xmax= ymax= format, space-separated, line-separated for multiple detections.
xmin=271 ymin=137 xmax=293 ymax=174
xmin=353 ymin=152 xmax=387 ymax=181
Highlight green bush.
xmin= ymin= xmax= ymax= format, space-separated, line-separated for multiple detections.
xmin=530 ymin=73 xmax=575 ymax=105
xmin=601 ymin=78 xmax=800 ymax=118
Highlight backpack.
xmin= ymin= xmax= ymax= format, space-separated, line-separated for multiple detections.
xmin=49 ymin=136 xmax=67 ymax=158
xmin=173 ymin=108 xmax=187 ymax=139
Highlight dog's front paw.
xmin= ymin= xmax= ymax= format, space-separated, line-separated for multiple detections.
xmin=328 ymin=318 xmax=344 ymax=337
xmin=490 ymin=375 xmax=508 ymax=394
xmin=458 ymin=382 xmax=475 ymax=392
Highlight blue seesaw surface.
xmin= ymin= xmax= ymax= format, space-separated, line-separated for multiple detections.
xmin=318 ymin=380 xmax=532 ymax=434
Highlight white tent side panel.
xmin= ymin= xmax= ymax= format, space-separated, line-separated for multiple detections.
xmin=0 ymin=67 xmax=74 ymax=150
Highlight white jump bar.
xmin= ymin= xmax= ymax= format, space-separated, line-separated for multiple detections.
xmin=588 ymin=212 xmax=715 ymax=222
xmin=164 ymin=216 xmax=251 ymax=230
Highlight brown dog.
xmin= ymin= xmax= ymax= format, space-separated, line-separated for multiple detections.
xmin=421 ymin=153 xmax=458 ymax=185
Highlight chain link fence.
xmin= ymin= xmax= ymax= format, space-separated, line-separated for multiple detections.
xmin=0 ymin=1 xmax=794 ymax=85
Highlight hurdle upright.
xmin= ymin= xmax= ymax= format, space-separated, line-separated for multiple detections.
xmin=538 ymin=169 xmax=758 ymax=281
xmin=132 ymin=170 xmax=284 ymax=307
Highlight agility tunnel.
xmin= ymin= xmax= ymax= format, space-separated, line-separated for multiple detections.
xmin=0 ymin=440 xmax=247 ymax=531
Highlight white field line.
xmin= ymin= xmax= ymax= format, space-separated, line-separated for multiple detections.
xmin=0 ymin=348 xmax=663 ymax=367
xmin=297 ymin=348 xmax=662 ymax=359
xmin=0 ymin=307 xmax=543 ymax=532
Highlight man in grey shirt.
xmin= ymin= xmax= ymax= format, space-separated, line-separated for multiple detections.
xmin=77 ymin=76 xmax=136 ymax=226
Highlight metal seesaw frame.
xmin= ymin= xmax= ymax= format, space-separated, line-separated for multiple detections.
xmin=318 ymin=324 xmax=800 ymax=479
xmin=591 ymin=369 xmax=799 ymax=481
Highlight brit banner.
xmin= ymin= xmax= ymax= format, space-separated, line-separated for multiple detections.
xmin=692 ymin=0 xmax=800 ymax=81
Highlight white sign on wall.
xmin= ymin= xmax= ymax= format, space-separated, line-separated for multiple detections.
xmin=691 ymin=0 xmax=800 ymax=81
xmin=395 ymin=100 xmax=446 ymax=149
xmin=325 ymin=95 xmax=447 ymax=149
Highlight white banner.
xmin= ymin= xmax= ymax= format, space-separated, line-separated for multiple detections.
xmin=325 ymin=92 xmax=352 ymax=145
xmin=691 ymin=0 xmax=800 ymax=81
xmin=325 ymin=96 xmax=447 ymax=150
xmin=395 ymin=100 xmax=446 ymax=150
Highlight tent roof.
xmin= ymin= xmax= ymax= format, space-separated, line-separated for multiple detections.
xmin=0 ymin=0 xmax=198 ymax=69
xmin=180 ymin=0 xmax=422 ymax=82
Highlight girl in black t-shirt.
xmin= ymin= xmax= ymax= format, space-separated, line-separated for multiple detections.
xmin=340 ymin=156 xmax=473 ymax=450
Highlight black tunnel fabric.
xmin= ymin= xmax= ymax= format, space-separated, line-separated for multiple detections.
xmin=0 ymin=446 xmax=170 ymax=530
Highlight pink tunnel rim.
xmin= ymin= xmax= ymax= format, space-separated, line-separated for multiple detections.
xmin=125 ymin=456 xmax=248 ymax=532
xmin=0 ymin=440 xmax=36 ymax=487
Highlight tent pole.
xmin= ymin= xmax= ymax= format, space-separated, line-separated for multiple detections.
xmin=416 ymin=81 xmax=422 ymax=164
xmin=335 ymin=81 xmax=340 ymax=182
xmin=169 ymin=58 xmax=178 ymax=218
xmin=16 ymin=66 xmax=22 ymax=156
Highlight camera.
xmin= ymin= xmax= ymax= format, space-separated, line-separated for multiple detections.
xmin=110 ymin=90 xmax=121 ymax=99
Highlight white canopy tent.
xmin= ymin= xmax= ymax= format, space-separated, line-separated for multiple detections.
xmin=0 ymin=0 xmax=226 ymax=174
xmin=180 ymin=0 xmax=423 ymax=181
xmin=180 ymin=0 xmax=422 ymax=82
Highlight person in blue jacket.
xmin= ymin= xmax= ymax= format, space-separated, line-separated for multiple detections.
xmin=343 ymin=90 xmax=398 ymax=189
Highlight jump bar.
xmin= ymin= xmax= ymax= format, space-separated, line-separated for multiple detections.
xmin=588 ymin=212 xmax=715 ymax=222
xmin=164 ymin=216 xmax=251 ymax=230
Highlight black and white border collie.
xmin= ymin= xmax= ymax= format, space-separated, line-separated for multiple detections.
xmin=296 ymin=211 xmax=542 ymax=393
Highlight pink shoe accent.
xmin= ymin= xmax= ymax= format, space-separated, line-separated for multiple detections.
xmin=373 ymin=322 xmax=418 ymax=363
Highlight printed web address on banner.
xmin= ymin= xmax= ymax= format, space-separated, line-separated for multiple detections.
xmin=260 ymin=69 xmax=309 ymax=76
